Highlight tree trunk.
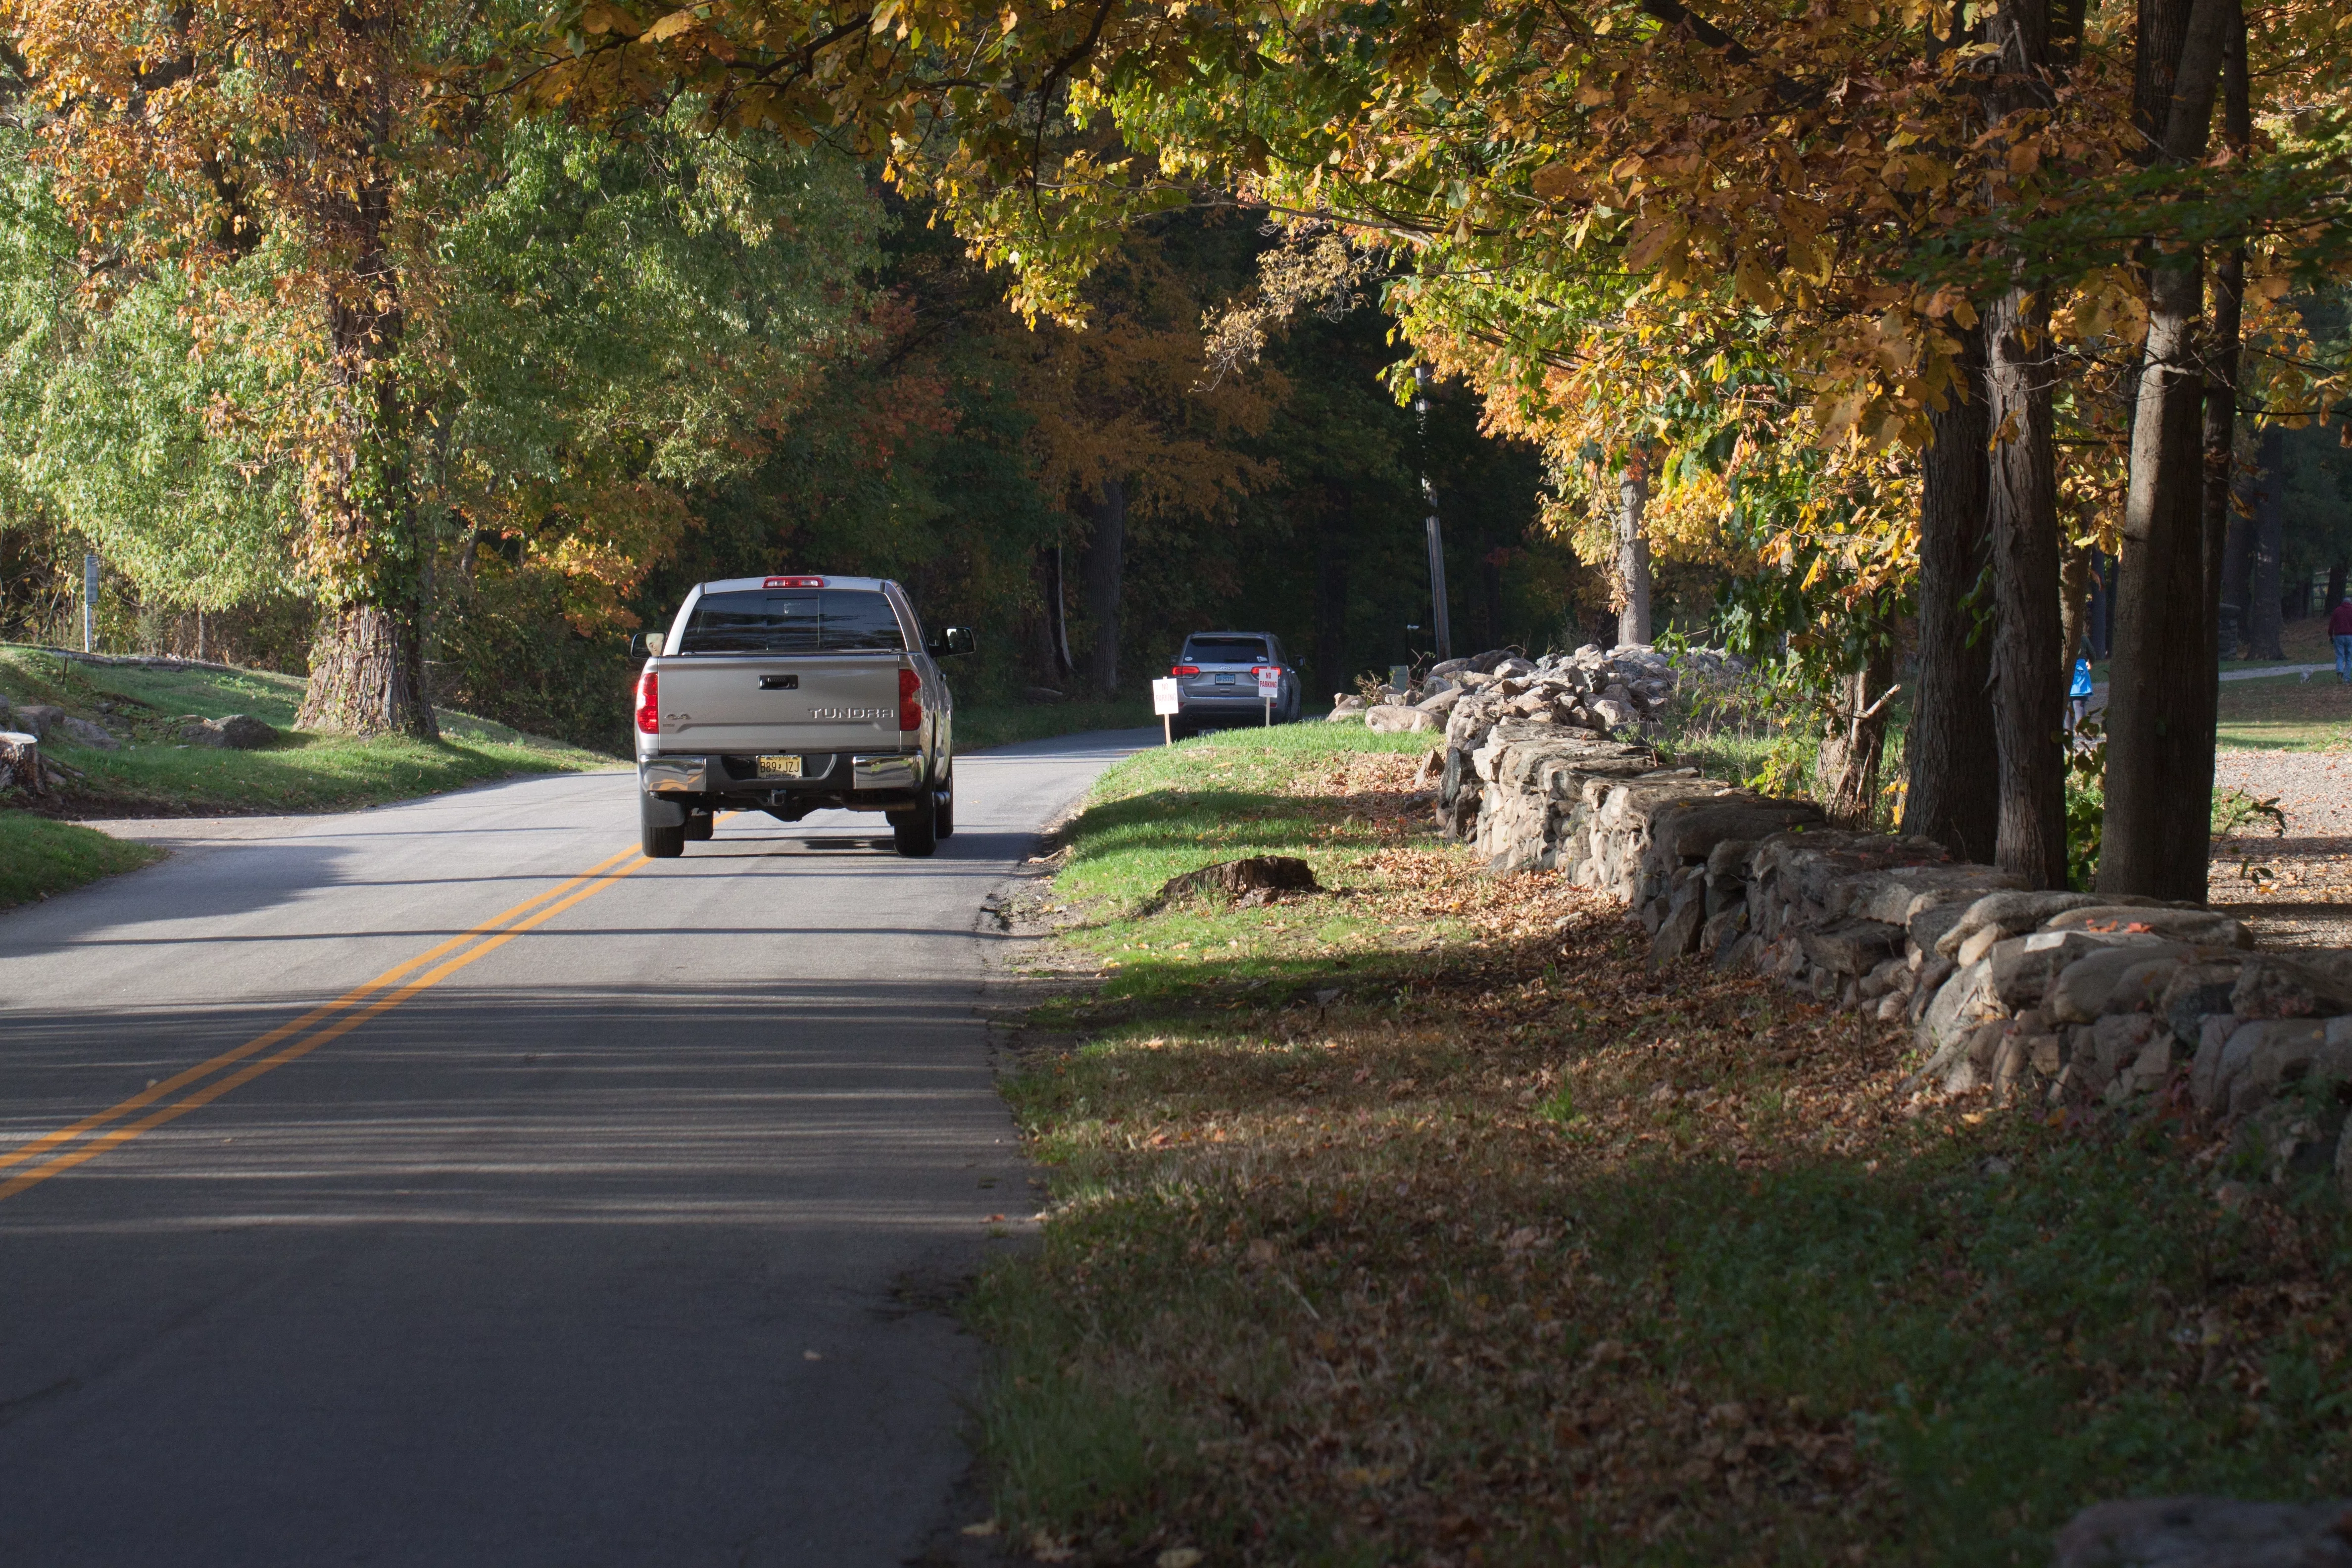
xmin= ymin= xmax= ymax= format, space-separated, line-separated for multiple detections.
xmin=1615 ymin=455 xmax=1651 ymax=647
xmin=1315 ymin=484 xmax=1352 ymax=701
xmin=1821 ymin=634 xmax=1898 ymax=826
xmin=2099 ymin=256 xmax=2210 ymax=898
xmin=2183 ymin=227 xmax=2245 ymax=882
xmin=1481 ymin=538 xmax=1506 ymax=654
xmin=2218 ymin=465 xmax=2258 ymax=660
xmin=1903 ymin=326 xmax=2001 ymax=864
xmin=294 ymin=350 xmax=436 ymax=736
xmin=1035 ymin=542 xmax=1077 ymax=684
xmin=2203 ymin=11 xmax=2250 ymax=661
xmin=1971 ymin=0 xmax=2068 ymax=887
xmin=2246 ymin=425 xmax=2285 ymax=658
xmin=1081 ymin=477 xmax=1126 ymax=698
xmin=2329 ymin=563 xmax=2347 ymax=612
xmin=292 ymin=53 xmax=435 ymax=741
xmin=2178 ymin=0 xmax=2246 ymax=892
xmin=2059 ymin=539 xmax=2094 ymax=681
xmin=298 ymin=600 xmax=435 ymax=735
xmin=2096 ymin=0 xmax=2234 ymax=899
xmin=1983 ymin=284 xmax=2069 ymax=888
xmin=2089 ymin=552 xmax=2113 ymax=658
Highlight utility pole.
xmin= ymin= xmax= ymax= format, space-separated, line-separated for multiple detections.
xmin=83 ymin=552 xmax=99 ymax=653
xmin=1413 ymin=366 xmax=1452 ymax=662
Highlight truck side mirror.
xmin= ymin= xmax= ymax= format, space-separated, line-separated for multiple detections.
xmin=930 ymin=627 xmax=975 ymax=657
xmin=634 ymin=631 xmax=665 ymax=657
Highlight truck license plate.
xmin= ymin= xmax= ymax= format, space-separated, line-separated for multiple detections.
xmin=755 ymin=755 xmax=803 ymax=778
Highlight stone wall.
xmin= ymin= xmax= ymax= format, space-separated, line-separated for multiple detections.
xmin=1386 ymin=647 xmax=2352 ymax=1172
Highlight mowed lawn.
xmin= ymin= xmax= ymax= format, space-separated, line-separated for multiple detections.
xmin=0 ymin=812 xmax=165 ymax=911
xmin=1 ymin=644 xmax=618 ymax=906
xmin=1 ymin=645 xmax=616 ymax=817
xmin=2214 ymin=669 xmax=2352 ymax=753
xmin=957 ymin=696 xmax=1158 ymax=752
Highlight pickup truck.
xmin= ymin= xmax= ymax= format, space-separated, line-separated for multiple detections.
xmin=632 ymin=575 xmax=973 ymax=859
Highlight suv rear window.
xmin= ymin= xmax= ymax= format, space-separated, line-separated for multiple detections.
xmin=678 ymin=589 xmax=906 ymax=654
xmin=1183 ymin=636 xmax=1269 ymax=665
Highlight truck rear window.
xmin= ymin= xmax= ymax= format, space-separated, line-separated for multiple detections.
xmin=678 ymin=590 xmax=907 ymax=653
xmin=1183 ymin=636 xmax=1268 ymax=665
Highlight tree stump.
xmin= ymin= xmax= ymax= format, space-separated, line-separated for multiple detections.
xmin=1 ymin=731 xmax=50 ymax=799
xmin=1152 ymin=856 xmax=1320 ymax=910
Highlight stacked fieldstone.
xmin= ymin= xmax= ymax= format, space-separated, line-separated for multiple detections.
xmin=1396 ymin=644 xmax=2352 ymax=1180
xmin=1379 ymin=644 xmax=2352 ymax=1542
xmin=1330 ymin=642 xmax=1736 ymax=740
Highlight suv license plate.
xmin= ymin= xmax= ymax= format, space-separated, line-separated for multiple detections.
xmin=756 ymin=755 xmax=803 ymax=779
xmin=1215 ymin=673 xmax=1235 ymax=685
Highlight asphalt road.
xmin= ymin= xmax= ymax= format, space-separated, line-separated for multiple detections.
xmin=0 ymin=729 xmax=1153 ymax=1567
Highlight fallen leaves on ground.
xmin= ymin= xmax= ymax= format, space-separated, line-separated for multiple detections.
xmin=979 ymin=734 xmax=2352 ymax=1568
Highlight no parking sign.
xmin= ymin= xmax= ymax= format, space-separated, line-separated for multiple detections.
xmin=1152 ymin=677 xmax=1180 ymax=745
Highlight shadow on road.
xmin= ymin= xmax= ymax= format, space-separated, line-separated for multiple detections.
xmin=0 ymin=978 xmax=1021 ymax=1236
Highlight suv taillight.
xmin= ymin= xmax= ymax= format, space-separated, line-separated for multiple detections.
xmin=635 ymin=671 xmax=658 ymax=735
xmin=1172 ymin=665 xmax=1200 ymax=676
xmin=899 ymin=667 xmax=922 ymax=732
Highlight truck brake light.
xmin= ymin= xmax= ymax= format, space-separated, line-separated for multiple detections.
xmin=635 ymin=670 xmax=659 ymax=735
xmin=764 ymin=575 xmax=824 ymax=588
xmin=898 ymin=667 xmax=922 ymax=732
xmin=1171 ymin=665 xmax=1200 ymax=676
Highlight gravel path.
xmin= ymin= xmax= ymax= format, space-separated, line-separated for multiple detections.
xmin=2208 ymin=749 xmax=2352 ymax=951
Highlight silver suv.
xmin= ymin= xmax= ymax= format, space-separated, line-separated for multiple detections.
xmin=1168 ymin=632 xmax=1300 ymax=736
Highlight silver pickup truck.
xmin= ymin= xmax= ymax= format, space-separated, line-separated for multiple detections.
xmin=632 ymin=575 xmax=973 ymax=859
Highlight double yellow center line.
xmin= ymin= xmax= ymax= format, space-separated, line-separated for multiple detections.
xmin=0 ymin=843 xmax=654 ymax=1205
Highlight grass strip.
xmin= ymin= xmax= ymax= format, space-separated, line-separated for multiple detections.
xmin=2212 ymin=673 xmax=2352 ymax=754
xmin=975 ymin=727 xmax=2352 ymax=1567
xmin=958 ymin=698 xmax=1159 ymax=752
xmin=0 ymin=811 xmax=165 ymax=909
xmin=1 ymin=645 xmax=615 ymax=815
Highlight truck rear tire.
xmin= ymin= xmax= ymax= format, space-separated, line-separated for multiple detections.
xmin=892 ymin=796 xmax=938 ymax=858
xmin=683 ymin=810 xmax=714 ymax=841
xmin=641 ymin=793 xmax=686 ymax=859
xmin=934 ymin=778 xmax=954 ymax=840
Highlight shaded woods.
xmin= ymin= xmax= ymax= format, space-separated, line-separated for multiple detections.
xmin=4 ymin=0 xmax=2351 ymax=878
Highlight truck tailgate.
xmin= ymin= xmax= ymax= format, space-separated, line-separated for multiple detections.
xmin=651 ymin=653 xmax=906 ymax=753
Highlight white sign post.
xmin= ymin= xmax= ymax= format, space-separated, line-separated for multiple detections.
xmin=1257 ymin=666 xmax=1280 ymax=727
xmin=1151 ymin=677 xmax=1180 ymax=745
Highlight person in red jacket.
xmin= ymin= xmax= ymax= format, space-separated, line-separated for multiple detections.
xmin=2333 ymin=592 xmax=2352 ymax=683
